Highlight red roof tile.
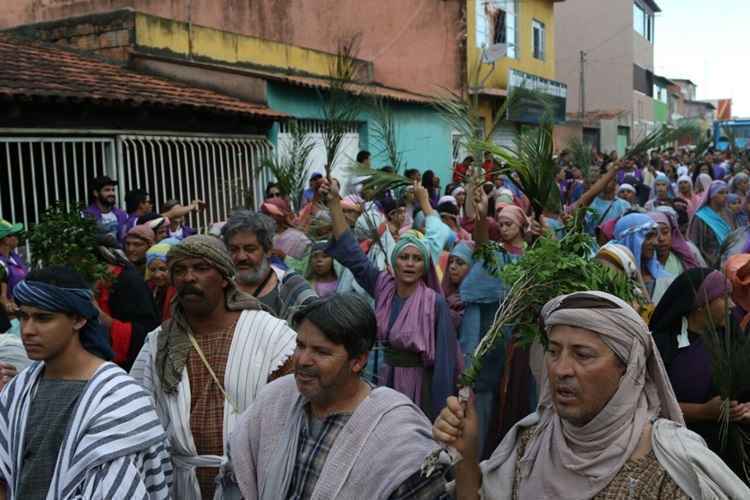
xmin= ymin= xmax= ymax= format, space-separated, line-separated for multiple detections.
xmin=0 ymin=34 xmax=285 ymax=120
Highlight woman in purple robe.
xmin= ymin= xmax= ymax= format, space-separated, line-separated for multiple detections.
xmin=322 ymin=179 xmax=461 ymax=420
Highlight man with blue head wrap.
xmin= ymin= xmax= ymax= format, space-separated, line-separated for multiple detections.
xmin=0 ymin=265 xmax=172 ymax=500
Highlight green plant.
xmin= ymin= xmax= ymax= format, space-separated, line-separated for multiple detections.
xmin=318 ymin=35 xmax=362 ymax=179
xmin=261 ymin=120 xmax=315 ymax=210
xmin=370 ymin=96 xmax=405 ymax=174
xmin=624 ymin=122 xmax=701 ymax=161
xmin=458 ymin=212 xmax=642 ymax=388
xmin=29 ymin=203 xmax=111 ymax=286
xmin=566 ymin=137 xmax=593 ymax=179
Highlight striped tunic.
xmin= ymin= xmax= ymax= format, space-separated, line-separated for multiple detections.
xmin=0 ymin=361 xmax=172 ymax=499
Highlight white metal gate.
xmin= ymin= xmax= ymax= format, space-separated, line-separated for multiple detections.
xmin=0 ymin=132 xmax=272 ymax=261
xmin=278 ymin=120 xmax=360 ymax=195
xmin=118 ymin=135 xmax=272 ymax=233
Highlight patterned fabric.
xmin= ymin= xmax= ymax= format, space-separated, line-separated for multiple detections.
xmin=186 ymin=321 xmax=237 ymax=499
xmin=286 ymin=412 xmax=351 ymax=500
xmin=0 ymin=362 xmax=172 ymax=499
xmin=512 ymin=426 xmax=688 ymax=500
xmin=158 ymin=235 xmax=262 ymax=393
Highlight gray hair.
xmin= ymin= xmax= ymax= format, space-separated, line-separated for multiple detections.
xmin=221 ymin=209 xmax=276 ymax=252
xmin=291 ymin=293 xmax=376 ymax=359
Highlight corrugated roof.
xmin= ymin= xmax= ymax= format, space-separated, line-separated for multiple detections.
xmin=0 ymin=34 xmax=285 ymax=120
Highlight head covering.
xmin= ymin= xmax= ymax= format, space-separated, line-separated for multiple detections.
xmin=677 ymin=165 xmax=689 ymax=178
xmin=146 ymin=242 xmax=172 ymax=266
xmin=617 ymin=183 xmax=635 ymax=195
xmin=694 ymin=173 xmax=713 ymax=194
xmin=731 ymin=172 xmax=749 ymax=193
xmin=726 ymin=254 xmax=750 ymax=329
xmin=13 ymin=280 xmax=113 ymax=360
xmin=0 ymin=219 xmax=23 ymax=240
xmin=441 ymin=241 xmax=475 ymax=328
xmin=613 ymin=213 xmax=669 ymax=279
xmin=341 ymin=195 xmax=363 ymax=212
xmin=494 ymin=188 xmax=515 ymax=207
xmin=126 ymin=224 xmax=156 ymax=246
xmin=512 ymin=291 xmax=683 ymax=500
xmin=647 ymin=210 xmax=699 ymax=269
xmin=144 ymin=216 xmax=168 ymax=231
xmin=437 ymin=195 xmax=457 ymax=208
xmin=496 ymin=205 xmax=527 ymax=232
xmin=650 ymin=173 xmax=673 ymax=200
xmin=451 ymin=186 xmax=466 ymax=198
xmin=260 ymin=197 xmax=292 ymax=225
xmin=650 ymin=268 xmax=731 ymax=366
xmin=391 ymin=231 xmax=430 ymax=274
xmin=156 ymin=235 xmax=261 ymax=393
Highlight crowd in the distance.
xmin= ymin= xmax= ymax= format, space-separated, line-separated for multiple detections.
xmin=0 ymin=145 xmax=749 ymax=499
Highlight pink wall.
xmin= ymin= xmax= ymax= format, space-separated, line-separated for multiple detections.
xmin=2 ymin=0 xmax=463 ymax=96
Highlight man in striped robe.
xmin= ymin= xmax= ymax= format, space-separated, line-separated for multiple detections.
xmin=0 ymin=266 xmax=172 ymax=499
xmin=131 ymin=235 xmax=297 ymax=499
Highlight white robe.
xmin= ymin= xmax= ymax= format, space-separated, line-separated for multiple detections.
xmin=130 ymin=310 xmax=296 ymax=500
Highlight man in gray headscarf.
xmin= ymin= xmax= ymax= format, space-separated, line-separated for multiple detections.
xmin=433 ymin=290 xmax=750 ymax=500
xmin=130 ymin=235 xmax=297 ymax=499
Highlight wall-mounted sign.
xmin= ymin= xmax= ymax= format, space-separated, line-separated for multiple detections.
xmin=508 ymin=68 xmax=567 ymax=124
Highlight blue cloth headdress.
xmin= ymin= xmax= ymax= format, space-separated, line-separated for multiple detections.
xmin=13 ymin=280 xmax=114 ymax=361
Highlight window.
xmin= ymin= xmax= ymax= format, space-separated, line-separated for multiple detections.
xmin=477 ymin=0 xmax=517 ymax=59
xmin=532 ymin=19 xmax=545 ymax=60
xmin=653 ymin=84 xmax=668 ymax=103
xmin=633 ymin=2 xmax=654 ymax=43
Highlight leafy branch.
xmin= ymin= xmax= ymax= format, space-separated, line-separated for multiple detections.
xmin=29 ymin=203 xmax=111 ymax=286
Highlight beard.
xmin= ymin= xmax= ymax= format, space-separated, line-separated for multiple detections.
xmin=236 ymin=257 xmax=271 ymax=286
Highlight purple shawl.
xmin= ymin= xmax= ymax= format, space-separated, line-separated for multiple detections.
xmin=648 ymin=211 xmax=699 ymax=269
xmin=374 ymin=273 xmax=437 ymax=407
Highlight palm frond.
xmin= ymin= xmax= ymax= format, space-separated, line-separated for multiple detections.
xmin=260 ymin=120 xmax=315 ymax=210
xmin=346 ymin=165 xmax=412 ymax=199
xmin=722 ymin=125 xmax=738 ymax=154
xmin=624 ymin=122 xmax=702 ymax=161
xmin=371 ymin=96 xmax=406 ymax=174
xmin=318 ymin=35 xmax=363 ymax=179
xmin=566 ymin=137 xmax=593 ymax=179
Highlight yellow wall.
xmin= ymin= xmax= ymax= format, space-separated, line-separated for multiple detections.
xmin=134 ymin=12 xmax=344 ymax=78
xmin=467 ymin=0 xmax=557 ymax=90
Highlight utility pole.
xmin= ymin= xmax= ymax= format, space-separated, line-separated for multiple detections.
xmin=579 ymin=50 xmax=586 ymax=120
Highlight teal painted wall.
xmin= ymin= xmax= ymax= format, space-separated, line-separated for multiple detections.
xmin=266 ymin=82 xmax=454 ymax=184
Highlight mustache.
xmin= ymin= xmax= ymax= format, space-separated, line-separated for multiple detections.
xmin=295 ymin=367 xmax=320 ymax=378
xmin=177 ymin=285 xmax=204 ymax=297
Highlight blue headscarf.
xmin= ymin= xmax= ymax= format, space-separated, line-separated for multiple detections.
xmin=13 ymin=280 xmax=114 ymax=361
xmin=614 ymin=213 xmax=670 ymax=279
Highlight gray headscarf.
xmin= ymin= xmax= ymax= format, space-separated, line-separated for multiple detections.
xmin=156 ymin=235 xmax=261 ymax=393
xmin=513 ymin=291 xmax=683 ymax=500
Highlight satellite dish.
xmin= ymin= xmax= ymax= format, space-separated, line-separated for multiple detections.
xmin=482 ymin=43 xmax=507 ymax=64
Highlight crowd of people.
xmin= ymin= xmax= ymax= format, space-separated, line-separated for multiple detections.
xmin=0 ymin=145 xmax=749 ymax=498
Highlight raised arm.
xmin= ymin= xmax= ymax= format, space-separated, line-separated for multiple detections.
xmin=320 ymin=179 xmax=381 ymax=296
xmin=471 ymin=184 xmax=490 ymax=245
xmin=575 ymin=161 xmax=620 ymax=210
